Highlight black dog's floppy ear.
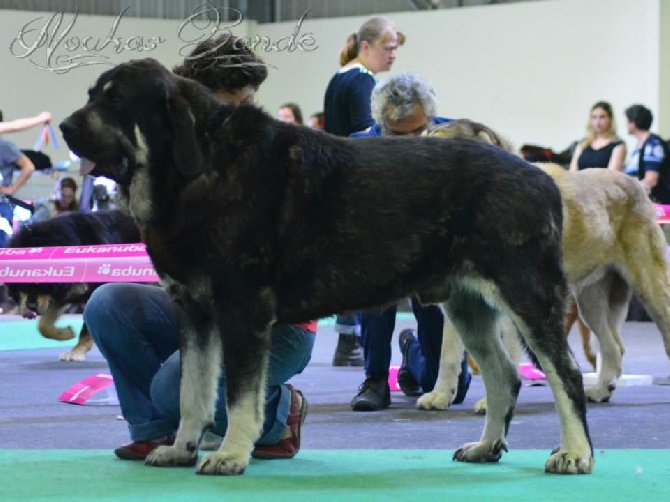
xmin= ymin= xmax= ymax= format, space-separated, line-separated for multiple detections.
xmin=167 ymin=94 xmax=205 ymax=179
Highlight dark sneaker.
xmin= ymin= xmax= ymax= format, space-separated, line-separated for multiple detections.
xmin=351 ymin=376 xmax=391 ymax=411
xmin=452 ymin=355 xmax=473 ymax=405
xmin=397 ymin=329 xmax=422 ymax=396
xmin=332 ymin=334 xmax=364 ymax=367
xmin=114 ymin=436 xmax=175 ymax=461
xmin=252 ymin=384 xmax=308 ymax=459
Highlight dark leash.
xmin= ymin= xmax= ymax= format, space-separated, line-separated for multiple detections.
xmin=6 ymin=195 xmax=35 ymax=214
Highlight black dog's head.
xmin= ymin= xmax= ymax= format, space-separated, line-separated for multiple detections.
xmin=60 ymin=58 xmax=218 ymax=191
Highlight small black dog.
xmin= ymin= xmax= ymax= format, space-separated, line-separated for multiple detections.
xmin=60 ymin=58 xmax=593 ymax=475
xmin=7 ymin=210 xmax=140 ymax=361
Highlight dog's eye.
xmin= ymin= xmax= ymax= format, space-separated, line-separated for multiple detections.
xmin=105 ymin=90 xmax=123 ymax=106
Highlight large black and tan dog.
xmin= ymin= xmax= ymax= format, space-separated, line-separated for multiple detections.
xmin=60 ymin=58 xmax=593 ymax=476
xmin=8 ymin=210 xmax=140 ymax=361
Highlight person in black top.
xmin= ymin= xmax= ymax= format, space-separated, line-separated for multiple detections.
xmin=324 ymin=17 xmax=405 ymax=138
xmin=569 ymin=101 xmax=627 ymax=171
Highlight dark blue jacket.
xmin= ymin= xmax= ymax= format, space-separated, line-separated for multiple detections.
xmin=349 ymin=116 xmax=452 ymax=138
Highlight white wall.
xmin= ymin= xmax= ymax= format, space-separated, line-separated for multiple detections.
xmin=0 ymin=8 xmax=251 ymax=164
xmin=0 ymin=0 xmax=665 ymax=177
xmin=255 ymin=0 xmax=664 ymax=151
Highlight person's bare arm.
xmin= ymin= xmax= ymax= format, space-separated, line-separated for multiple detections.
xmin=0 ymin=111 xmax=51 ymax=134
xmin=607 ymin=143 xmax=627 ymax=171
xmin=642 ymin=171 xmax=659 ymax=191
xmin=0 ymin=155 xmax=35 ymax=195
xmin=569 ymin=144 xmax=584 ymax=172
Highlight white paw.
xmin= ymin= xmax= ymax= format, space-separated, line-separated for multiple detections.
xmin=145 ymin=445 xmax=197 ymax=467
xmin=416 ymin=388 xmax=455 ymax=410
xmin=545 ymin=449 xmax=593 ymax=474
xmin=473 ymin=397 xmax=487 ymax=415
xmin=585 ymin=384 xmax=614 ymax=403
xmin=59 ymin=349 xmax=86 ymax=361
xmin=453 ymin=439 xmax=508 ymax=463
xmin=196 ymin=450 xmax=249 ymax=476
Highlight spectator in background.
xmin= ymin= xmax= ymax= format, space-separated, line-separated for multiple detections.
xmin=52 ymin=177 xmax=79 ymax=217
xmin=277 ymin=103 xmax=303 ymax=125
xmin=323 ymin=16 xmax=405 ymax=367
xmin=623 ymin=104 xmax=670 ymax=204
xmin=0 ymin=110 xmax=51 ymax=135
xmin=307 ymin=112 xmax=325 ymax=130
xmin=93 ymin=184 xmax=112 ymax=211
xmin=348 ymin=72 xmax=470 ymax=411
xmin=569 ymin=101 xmax=626 ymax=172
xmin=0 ymin=137 xmax=35 ymax=246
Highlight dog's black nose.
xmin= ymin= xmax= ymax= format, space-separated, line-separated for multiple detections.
xmin=59 ymin=119 xmax=76 ymax=137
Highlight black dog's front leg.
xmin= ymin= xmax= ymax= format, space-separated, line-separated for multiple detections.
xmin=196 ymin=287 xmax=275 ymax=475
xmin=146 ymin=280 xmax=219 ymax=469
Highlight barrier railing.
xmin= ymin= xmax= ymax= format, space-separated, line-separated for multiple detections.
xmin=0 ymin=243 xmax=158 ymax=283
xmin=2 ymin=203 xmax=670 ymax=284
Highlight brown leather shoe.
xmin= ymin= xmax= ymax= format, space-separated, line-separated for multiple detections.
xmin=114 ymin=436 xmax=174 ymax=461
xmin=251 ymin=384 xmax=308 ymax=459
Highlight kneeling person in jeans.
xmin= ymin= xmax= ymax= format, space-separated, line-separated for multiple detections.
xmin=86 ymin=283 xmax=316 ymax=460
xmin=349 ymin=72 xmax=471 ymax=411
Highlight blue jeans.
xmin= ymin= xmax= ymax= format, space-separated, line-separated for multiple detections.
xmin=84 ymin=283 xmax=316 ymax=444
xmin=334 ymin=312 xmax=360 ymax=335
xmin=0 ymin=200 xmax=13 ymax=247
xmin=360 ymin=298 xmax=471 ymax=404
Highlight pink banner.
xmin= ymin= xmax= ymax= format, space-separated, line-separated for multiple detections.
xmin=0 ymin=243 xmax=159 ymax=283
xmin=2 ymin=205 xmax=670 ymax=284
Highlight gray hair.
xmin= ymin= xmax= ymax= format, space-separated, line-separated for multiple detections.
xmin=371 ymin=72 xmax=438 ymax=133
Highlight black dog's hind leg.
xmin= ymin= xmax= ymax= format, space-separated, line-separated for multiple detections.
xmin=196 ymin=286 xmax=275 ymax=476
xmin=501 ymin=274 xmax=593 ymax=474
xmin=146 ymin=281 xmax=219 ymax=469
xmin=445 ymin=290 xmax=519 ymax=463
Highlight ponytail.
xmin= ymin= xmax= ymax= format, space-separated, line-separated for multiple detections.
xmin=339 ymin=32 xmax=359 ymax=66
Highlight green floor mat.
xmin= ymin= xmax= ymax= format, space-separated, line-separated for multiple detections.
xmin=0 ymin=319 xmax=84 ymax=351
xmin=0 ymin=449 xmax=667 ymax=501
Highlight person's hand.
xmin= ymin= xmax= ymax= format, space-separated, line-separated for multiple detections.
xmin=1 ymin=186 xmax=13 ymax=196
xmin=37 ymin=111 xmax=52 ymax=124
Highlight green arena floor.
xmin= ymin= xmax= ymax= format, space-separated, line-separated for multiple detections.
xmin=1 ymin=449 xmax=668 ymax=501
xmin=2 ymin=315 xmax=670 ymax=501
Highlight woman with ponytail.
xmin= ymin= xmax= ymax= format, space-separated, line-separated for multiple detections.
xmin=323 ymin=17 xmax=405 ymax=367
xmin=323 ymin=17 xmax=405 ymax=137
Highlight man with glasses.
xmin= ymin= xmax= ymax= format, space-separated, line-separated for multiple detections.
xmin=349 ymin=72 xmax=471 ymax=411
